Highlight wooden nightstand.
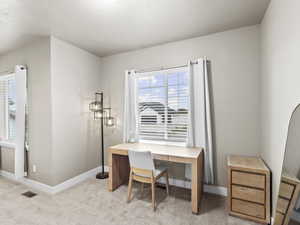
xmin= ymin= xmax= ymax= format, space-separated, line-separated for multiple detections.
xmin=227 ymin=155 xmax=271 ymax=224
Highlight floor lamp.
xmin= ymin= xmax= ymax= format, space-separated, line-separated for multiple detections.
xmin=89 ymin=92 xmax=115 ymax=179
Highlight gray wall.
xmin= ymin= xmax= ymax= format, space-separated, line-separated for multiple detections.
xmin=0 ymin=37 xmax=103 ymax=186
xmin=0 ymin=25 xmax=263 ymax=188
xmin=100 ymin=25 xmax=261 ymax=186
xmin=0 ymin=38 xmax=53 ymax=185
xmin=50 ymin=37 xmax=103 ymax=185
xmin=260 ymin=0 xmax=300 ymax=214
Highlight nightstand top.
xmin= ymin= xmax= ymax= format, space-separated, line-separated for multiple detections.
xmin=228 ymin=155 xmax=269 ymax=173
xmin=282 ymin=172 xmax=300 ymax=185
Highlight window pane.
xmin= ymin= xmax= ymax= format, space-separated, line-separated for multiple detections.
xmin=178 ymin=72 xmax=188 ymax=85
xmin=138 ymin=76 xmax=151 ymax=88
xmin=0 ymin=79 xmax=8 ymax=141
xmin=167 ymin=73 xmax=178 ymax=86
xmin=0 ymin=76 xmax=16 ymax=142
xmin=8 ymin=78 xmax=16 ymax=140
xmin=138 ymin=87 xmax=166 ymax=103
xmin=151 ymin=74 xmax=164 ymax=87
xmin=138 ymin=81 xmax=166 ymax=141
xmin=137 ymin=68 xmax=189 ymax=144
xmin=167 ymin=71 xmax=188 ymax=142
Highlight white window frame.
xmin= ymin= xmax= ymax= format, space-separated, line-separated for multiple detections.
xmin=136 ymin=66 xmax=189 ymax=146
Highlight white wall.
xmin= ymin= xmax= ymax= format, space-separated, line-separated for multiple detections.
xmin=50 ymin=37 xmax=103 ymax=185
xmin=0 ymin=38 xmax=53 ymax=185
xmin=260 ymin=0 xmax=300 ymax=214
xmin=100 ymin=25 xmax=261 ymax=186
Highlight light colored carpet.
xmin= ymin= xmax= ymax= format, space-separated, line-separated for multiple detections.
xmin=0 ymin=176 xmax=260 ymax=225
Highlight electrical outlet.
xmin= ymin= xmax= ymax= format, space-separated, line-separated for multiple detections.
xmin=33 ymin=165 xmax=37 ymax=173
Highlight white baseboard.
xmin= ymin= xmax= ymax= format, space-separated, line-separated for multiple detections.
xmin=157 ymin=176 xmax=227 ymax=196
xmin=1 ymin=169 xmax=55 ymax=193
xmin=0 ymin=170 xmax=17 ymax=180
xmin=0 ymin=166 xmax=105 ymax=194
xmin=21 ymin=176 xmax=54 ymax=193
xmin=204 ymin=184 xmax=227 ymax=196
xmin=1 ymin=167 xmax=227 ymax=197
xmin=51 ymin=166 xmax=107 ymax=194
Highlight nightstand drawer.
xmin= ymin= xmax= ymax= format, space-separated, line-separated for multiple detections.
xmin=232 ymin=171 xmax=265 ymax=189
xmin=232 ymin=199 xmax=265 ymax=219
xmin=232 ymin=185 xmax=265 ymax=204
xmin=274 ymin=212 xmax=285 ymax=225
xmin=277 ymin=197 xmax=289 ymax=214
xmin=279 ymin=182 xmax=294 ymax=199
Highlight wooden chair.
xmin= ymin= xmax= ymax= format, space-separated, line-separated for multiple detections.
xmin=127 ymin=150 xmax=169 ymax=211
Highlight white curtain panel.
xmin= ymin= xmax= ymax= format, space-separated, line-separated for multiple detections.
xmin=123 ymin=70 xmax=138 ymax=143
xmin=14 ymin=65 xmax=27 ymax=178
xmin=186 ymin=58 xmax=214 ymax=185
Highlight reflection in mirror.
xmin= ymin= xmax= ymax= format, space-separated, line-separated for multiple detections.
xmin=274 ymin=105 xmax=300 ymax=225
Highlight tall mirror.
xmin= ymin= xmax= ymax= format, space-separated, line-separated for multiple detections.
xmin=274 ymin=105 xmax=300 ymax=225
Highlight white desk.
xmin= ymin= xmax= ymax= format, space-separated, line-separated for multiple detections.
xmin=107 ymin=143 xmax=204 ymax=214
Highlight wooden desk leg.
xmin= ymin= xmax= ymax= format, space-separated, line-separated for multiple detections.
xmin=108 ymin=152 xmax=130 ymax=192
xmin=191 ymin=152 xmax=204 ymax=214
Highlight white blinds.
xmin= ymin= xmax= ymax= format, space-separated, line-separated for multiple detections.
xmin=136 ymin=68 xmax=189 ymax=143
xmin=0 ymin=75 xmax=16 ymax=141
xmin=0 ymin=78 xmax=8 ymax=140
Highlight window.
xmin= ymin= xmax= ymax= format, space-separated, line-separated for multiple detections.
xmin=0 ymin=74 xmax=16 ymax=142
xmin=136 ymin=67 xmax=189 ymax=144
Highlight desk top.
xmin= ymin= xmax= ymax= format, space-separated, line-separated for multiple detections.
xmin=228 ymin=155 xmax=269 ymax=173
xmin=109 ymin=143 xmax=203 ymax=159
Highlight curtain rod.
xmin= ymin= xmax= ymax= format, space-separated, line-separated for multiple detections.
xmin=129 ymin=60 xmax=209 ymax=74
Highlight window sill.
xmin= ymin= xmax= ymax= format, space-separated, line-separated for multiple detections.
xmin=0 ymin=141 xmax=16 ymax=149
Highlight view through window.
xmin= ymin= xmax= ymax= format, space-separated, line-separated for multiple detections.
xmin=136 ymin=68 xmax=189 ymax=144
xmin=0 ymin=75 xmax=16 ymax=142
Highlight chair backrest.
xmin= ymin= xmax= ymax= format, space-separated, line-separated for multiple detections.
xmin=128 ymin=150 xmax=155 ymax=172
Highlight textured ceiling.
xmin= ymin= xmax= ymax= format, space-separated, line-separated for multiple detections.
xmin=0 ymin=0 xmax=270 ymax=57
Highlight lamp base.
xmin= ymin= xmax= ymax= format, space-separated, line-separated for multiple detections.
xmin=96 ymin=172 xmax=109 ymax=179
